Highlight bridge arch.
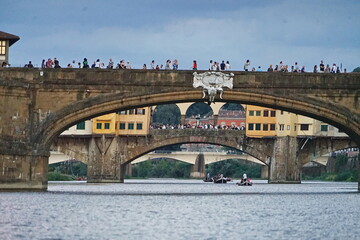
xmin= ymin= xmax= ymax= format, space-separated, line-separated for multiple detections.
xmin=36 ymin=90 xmax=359 ymax=153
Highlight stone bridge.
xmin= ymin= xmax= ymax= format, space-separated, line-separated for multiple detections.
xmin=0 ymin=68 xmax=359 ymax=190
xmin=51 ymin=129 xmax=356 ymax=184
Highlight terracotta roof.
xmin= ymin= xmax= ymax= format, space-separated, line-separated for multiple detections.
xmin=0 ymin=31 xmax=20 ymax=46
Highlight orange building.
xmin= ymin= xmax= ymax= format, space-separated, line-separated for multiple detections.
xmin=246 ymin=105 xmax=276 ymax=137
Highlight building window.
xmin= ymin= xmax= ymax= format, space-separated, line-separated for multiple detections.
xmin=96 ymin=123 xmax=102 ymax=129
xmin=294 ymin=124 xmax=297 ymax=131
xmin=76 ymin=121 xmax=85 ymax=130
xmin=249 ymin=111 xmax=254 ymax=116
xmin=300 ymin=124 xmax=309 ymax=131
xmin=287 ymin=125 xmax=290 ymax=130
xmin=256 ymin=111 xmax=261 ymax=116
xmin=129 ymin=109 xmax=135 ymax=115
xmin=270 ymin=111 xmax=276 ymax=117
xmin=281 ymin=110 xmax=284 ymax=115
xmin=0 ymin=41 xmax=6 ymax=55
xmin=137 ymin=123 xmax=143 ymax=130
xmin=270 ymin=124 xmax=276 ymax=131
xmin=136 ymin=109 xmax=145 ymax=115
xmin=248 ymin=123 xmax=254 ymax=130
xmin=263 ymin=124 xmax=268 ymax=131
xmin=118 ymin=111 xmax=127 ymax=115
xmin=128 ymin=123 xmax=134 ymax=130
xmin=119 ymin=122 xmax=126 ymax=130
xmin=321 ymin=125 xmax=328 ymax=132
xmin=279 ymin=124 xmax=285 ymax=131
xmin=104 ymin=123 xmax=110 ymax=129
xmin=255 ymin=123 xmax=261 ymax=130
xmin=263 ymin=110 xmax=269 ymax=117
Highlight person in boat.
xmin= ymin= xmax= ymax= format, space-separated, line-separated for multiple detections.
xmin=207 ymin=172 xmax=210 ymax=180
xmin=243 ymin=173 xmax=248 ymax=183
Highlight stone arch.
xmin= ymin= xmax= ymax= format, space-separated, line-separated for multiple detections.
xmin=34 ymin=90 xmax=360 ymax=155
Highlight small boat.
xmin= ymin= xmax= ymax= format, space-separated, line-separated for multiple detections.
xmin=236 ymin=179 xmax=253 ymax=186
xmin=203 ymin=178 xmax=213 ymax=182
xmin=213 ymin=177 xmax=227 ymax=184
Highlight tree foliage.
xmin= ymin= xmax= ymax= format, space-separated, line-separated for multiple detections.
xmin=152 ymin=104 xmax=181 ymax=125
xmin=131 ymin=159 xmax=191 ymax=178
xmin=206 ymin=159 xmax=262 ymax=178
xmin=186 ymin=102 xmax=213 ymax=118
xmin=353 ymin=67 xmax=360 ymax=72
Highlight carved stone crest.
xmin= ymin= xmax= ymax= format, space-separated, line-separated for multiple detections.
xmin=193 ymin=71 xmax=234 ymax=103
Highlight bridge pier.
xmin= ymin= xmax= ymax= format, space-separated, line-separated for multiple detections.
xmin=0 ymin=153 xmax=48 ymax=191
xmin=261 ymin=165 xmax=269 ymax=179
xmin=190 ymin=153 xmax=205 ymax=178
xmin=86 ymin=136 xmax=121 ymax=183
xmin=269 ymin=136 xmax=301 ymax=184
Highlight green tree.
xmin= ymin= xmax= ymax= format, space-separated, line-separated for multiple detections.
xmin=152 ymin=104 xmax=180 ymax=125
xmin=353 ymin=67 xmax=360 ymax=72
xmin=186 ymin=102 xmax=213 ymax=118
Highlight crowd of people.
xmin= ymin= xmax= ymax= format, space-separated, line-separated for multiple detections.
xmin=2 ymin=57 xmax=349 ymax=73
xmin=150 ymin=123 xmax=245 ymax=130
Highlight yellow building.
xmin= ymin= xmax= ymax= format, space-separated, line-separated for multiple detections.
xmin=0 ymin=31 xmax=20 ymax=67
xmin=245 ymin=105 xmax=276 ymax=137
xmin=92 ymin=107 xmax=152 ymax=135
xmin=276 ymin=110 xmax=298 ymax=136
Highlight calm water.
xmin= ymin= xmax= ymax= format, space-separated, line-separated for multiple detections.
xmin=0 ymin=179 xmax=359 ymax=240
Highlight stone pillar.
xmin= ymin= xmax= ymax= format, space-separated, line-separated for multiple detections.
xmin=87 ymin=135 xmax=121 ymax=183
xmin=180 ymin=114 xmax=186 ymax=125
xmin=269 ymin=136 xmax=301 ymax=183
xmin=125 ymin=163 xmax=132 ymax=177
xmin=261 ymin=165 xmax=269 ymax=179
xmin=213 ymin=115 xmax=219 ymax=126
xmin=0 ymin=153 xmax=48 ymax=191
xmin=119 ymin=163 xmax=127 ymax=183
xmin=190 ymin=153 xmax=205 ymax=178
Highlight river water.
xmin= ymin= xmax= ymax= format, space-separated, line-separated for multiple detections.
xmin=0 ymin=179 xmax=359 ymax=240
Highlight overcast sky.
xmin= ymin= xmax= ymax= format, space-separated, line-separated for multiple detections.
xmin=2 ymin=0 xmax=359 ymax=71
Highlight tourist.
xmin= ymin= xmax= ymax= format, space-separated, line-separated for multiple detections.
xmin=294 ymin=62 xmax=299 ymax=72
xmin=54 ymin=58 xmax=61 ymax=68
xmin=209 ymin=60 xmax=213 ymax=70
xmin=274 ymin=65 xmax=279 ymax=72
xmin=331 ymin=64 xmax=337 ymax=73
xmin=27 ymin=61 xmax=34 ymax=68
xmin=267 ymin=65 xmax=273 ymax=72
xmin=220 ymin=60 xmax=225 ymax=71
xmin=172 ymin=59 xmax=178 ymax=70
xmin=319 ymin=60 xmax=325 ymax=72
xmin=325 ymin=64 xmax=330 ymax=73
xmin=107 ymin=59 xmax=114 ymax=69
xmin=165 ymin=59 xmax=171 ymax=70
xmin=244 ymin=59 xmax=250 ymax=71
xmin=41 ymin=59 xmax=45 ymax=68
xmin=225 ymin=61 xmax=231 ymax=70
xmin=192 ymin=60 xmax=197 ymax=70
xmin=94 ymin=59 xmax=100 ymax=68
xmin=78 ymin=62 xmax=81 ymax=68
xmin=279 ymin=61 xmax=284 ymax=72
xmin=301 ymin=66 xmax=305 ymax=72
xmin=313 ymin=65 xmax=318 ymax=73
xmin=150 ymin=60 xmax=156 ymax=69
xmin=143 ymin=64 xmax=147 ymax=69
xmin=257 ymin=66 xmax=262 ymax=72
xmin=83 ymin=58 xmax=89 ymax=68
xmin=46 ymin=58 xmax=53 ymax=68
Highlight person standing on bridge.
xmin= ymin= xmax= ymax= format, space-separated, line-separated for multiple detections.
xmin=244 ymin=59 xmax=250 ymax=71
xmin=192 ymin=60 xmax=197 ymax=70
